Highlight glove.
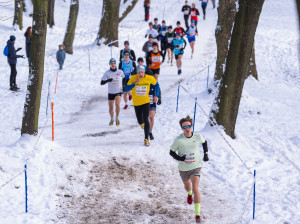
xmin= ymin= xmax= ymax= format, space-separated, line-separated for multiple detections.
xmin=16 ymin=47 xmax=22 ymax=51
xmin=20 ymin=55 xmax=25 ymax=58
xmin=107 ymin=78 xmax=113 ymax=82
xmin=176 ymin=45 xmax=179 ymax=48
xmin=157 ymin=98 xmax=161 ymax=105
xmin=180 ymin=48 xmax=184 ymax=51
xmin=145 ymin=34 xmax=147 ymax=38
xmin=179 ymin=155 xmax=186 ymax=161
xmin=203 ymin=154 xmax=209 ymax=162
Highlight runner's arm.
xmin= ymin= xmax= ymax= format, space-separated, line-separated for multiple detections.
xmin=125 ymin=82 xmax=135 ymax=92
xmin=196 ymin=9 xmax=200 ymax=15
xmin=170 ymin=150 xmax=186 ymax=161
xmin=131 ymin=50 xmax=136 ymax=61
xmin=183 ymin=39 xmax=187 ymax=50
xmin=202 ymin=140 xmax=209 ymax=161
xmin=118 ymin=61 xmax=122 ymax=69
xmin=119 ymin=50 xmax=123 ymax=61
xmin=146 ymin=52 xmax=151 ymax=65
xmin=101 ymin=78 xmax=113 ymax=85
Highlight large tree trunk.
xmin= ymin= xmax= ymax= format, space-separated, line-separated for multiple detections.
xmin=214 ymin=0 xmax=236 ymax=82
xmin=63 ymin=0 xmax=79 ymax=54
xmin=247 ymin=43 xmax=258 ymax=80
xmin=21 ymin=0 xmax=48 ymax=136
xmin=13 ymin=0 xmax=24 ymax=30
xmin=47 ymin=0 xmax=55 ymax=28
xmin=97 ymin=0 xmax=121 ymax=47
xmin=211 ymin=0 xmax=265 ymax=138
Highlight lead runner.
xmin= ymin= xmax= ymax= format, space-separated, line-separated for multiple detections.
xmin=169 ymin=116 xmax=209 ymax=223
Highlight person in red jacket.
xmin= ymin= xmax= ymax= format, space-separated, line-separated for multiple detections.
xmin=173 ymin=21 xmax=186 ymax=38
xmin=190 ymin=3 xmax=200 ymax=26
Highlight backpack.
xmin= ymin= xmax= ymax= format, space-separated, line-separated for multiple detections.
xmin=3 ymin=45 xmax=8 ymax=56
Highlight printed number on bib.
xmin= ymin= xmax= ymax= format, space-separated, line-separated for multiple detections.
xmin=152 ymin=56 xmax=160 ymax=62
xmin=182 ymin=153 xmax=196 ymax=163
xmin=136 ymin=86 xmax=147 ymax=96
xmin=162 ymin=31 xmax=167 ymax=36
xmin=111 ymin=77 xmax=120 ymax=84
xmin=168 ymin=37 xmax=173 ymax=43
xmin=184 ymin=10 xmax=189 ymax=15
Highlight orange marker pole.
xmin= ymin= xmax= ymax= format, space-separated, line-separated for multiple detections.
xmin=51 ymin=102 xmax=54 ymax=141
xmin=55 ymin=70 xmax=59 ymax=94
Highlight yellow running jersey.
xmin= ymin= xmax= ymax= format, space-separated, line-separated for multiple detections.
xmin=127 ymin=74 xmax=157 ymax=106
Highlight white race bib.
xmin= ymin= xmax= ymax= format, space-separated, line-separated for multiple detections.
xmin=111 ymin=76 xmax=120 ymax=84
xmin=184 ymin=10 xmax=189 ymax=15
xmin=152 ymin=56 xmax=160 ymax=62
xmin=162 ymin=31 xmax=167 ymax=36
xmin=135 ymin=86 xmax=147 ymax=96
xmin=191 ymin=11 xmax=196 ymax=16
xmin=168 ymin=37 xmax=173 ymax=43
xmin=181 ymin=153 xmax=196 ymax=163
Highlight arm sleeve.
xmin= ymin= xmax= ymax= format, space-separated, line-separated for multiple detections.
xmin=9 ymin=45 xmax=16 ymax=59
xmin=170 ymin=150 xmax=184 ymax=161
xmin=142 ymin=42 xmax=147 ymax=52
xmin=146 ymin=52 xmax=151 ymax=65
xmin=118 ymin=61 xmax=122 ymax=70
xmin=101 ymin=79 xmax=111 ymax=85
xmin=133 ymin=61 xmax=137 ymax=69
xmin=119 ymin=50 xmax=123 ymax=61
xmin=181 ymin=6 xmax=184 ymax=12
xmin=183 ymin=39 xmax=187 ymax=50
xmin=122 ymin=77 xmax=126 ymax=86
xmin=202 ymin=140 xmax=208 ymax=154
xmin=131 ymin=50 xmax=136 ymax=61
xmin=155 ymin=82 xmax=160 ymax=97
xmin=125 ymin=77 xmax=135 ymax=92
xmin=197 ymin=9 xmax=200 ymax=16
xmin=161 ymin=51 xmax=166 ymax=63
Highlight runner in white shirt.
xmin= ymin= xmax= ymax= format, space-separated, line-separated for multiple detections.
xmin=145 ymin=22 xmax=159 ymax=43
xmin=101 ymin=58 xmax=125 ymax=126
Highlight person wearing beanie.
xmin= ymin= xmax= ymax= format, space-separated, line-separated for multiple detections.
xmin=6 ymin=35 xmax=24 ymax=91
xmin=125 ymin=64 xmax=160 ymax=146
xmin=101 ymin=58 xmax=125 ymax=126
xmin=119 ymin=40 xmax=136 ymax=61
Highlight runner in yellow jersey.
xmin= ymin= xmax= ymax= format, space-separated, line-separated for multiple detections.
xmin=125 ymin=65 xmax=160 ymax=146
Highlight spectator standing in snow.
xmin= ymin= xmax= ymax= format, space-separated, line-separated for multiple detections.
xmin=24 ymin=26 xmax=32 ymax=64
xmin=56 ymin=44 xmax=66 ymax=70
xmin=144 ymin=0 xmax=150 ymax=22
xmin=6 ymin=35 xmax=24 ymax=91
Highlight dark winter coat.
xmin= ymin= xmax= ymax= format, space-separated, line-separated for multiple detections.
xmin=7 ymin=40 xmax=22 ymax=65
xmin=24 ymin=33 xmax=31 ymax=58
xmin=56 ymin=49 xmax=66 ymax=63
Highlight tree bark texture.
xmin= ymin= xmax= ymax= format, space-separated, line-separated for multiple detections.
xmin=63 ymin=0 xmax=79 ymax=54
xmin=22 ymin=0 xmax=27 ymax=12
xmin=119 ymin=0 xmax=138 ymax=23
xmin=97 ymin=0 xmax=121 ymax=47
xmin=21 ymin=0 xmax=48 ymax=136
xmin=47 ymin=0 xmax=55 ymax=28
xmin=211 ymin=0 xmax=265 ymax=138
xmin=214 ymin=0 xmax=236 ymax=82
xmin=13 ymin=0 xmax=24 ymax=30
xmin=247 ymin=43 xmax=258 ymax=80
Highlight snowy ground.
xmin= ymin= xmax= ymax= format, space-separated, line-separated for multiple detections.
xmin=0 ymin=0 xmax=299 ymax=223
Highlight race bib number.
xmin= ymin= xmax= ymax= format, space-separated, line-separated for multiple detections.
xmin=189 ymin=31 xmax=195 ymax=36
xmin=136 ymin=86 xmax=147 ymax=96
xmin=150 ymin=95 xmax=153 ymax=104
xmin=176 ymin=44 xmax=183 ymax=49
xmin=152 ymin=56 xmax=160 ymax=62
xmin=162 ymin=31 xmax=167 ymax=36
xmin=191 ymin=11 xmax=196 ymax=16
xmin=111 ymin=76 xmax=120 ymax=84
xmin=168 ymin=37 xmax=173 ymax=43
xmin=181 ymin=153 xmax=196 ymax=163
xmin=184 ymin=10 xmax=189 ymax=15
xmin=148 ymin=46 xmax=153 ymax=52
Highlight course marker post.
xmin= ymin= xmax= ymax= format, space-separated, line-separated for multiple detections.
xmin=253 ymin=169 xmax=256 ymax=220
xmin=88 ymin=49 xmax=91 ymax=72
xmin=207 ymin=65 xmax=209 ymax=89
xmin=193 ymin=98 xmax=197 ymax=132
xmin=46 ymin=80 xmax=50 ymax=115
xmin=176 ymin=81 xmax=180 ymax=112
xmin=55 ymin=70 xmax=59 ymax=94
xmin=51 ymin=102 xmax=54 ymax=141
xmin=25 ymin=164 xmax=28 ymax=213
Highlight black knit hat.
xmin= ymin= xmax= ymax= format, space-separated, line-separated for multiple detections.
xmin=10 ymin=35 xmax=16 ymax=41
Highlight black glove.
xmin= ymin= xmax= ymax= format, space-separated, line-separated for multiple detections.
xmin=180 ymin=48 xmax=184 ymax=51
xmin=100 ymin=78 xmax=113 ymax=85
xmin=107 ymin=78 xmax=113 ymax=82
xmin=145 ymin=34 xmax=147 ymax=38
xmin=16 ymin=47 xmax=22 ymax=52
xmin=176 ymin=45 xmax=179 ymax=48
xmin=19 ymin=55 xmax=25 ymax=58
xmin=179 ymin=155 xmax=186 ymax=161
xmin=203 ymin=154 xmax=209 ymax=162
xmin=157 ymin=98 xmax=161 ymax=105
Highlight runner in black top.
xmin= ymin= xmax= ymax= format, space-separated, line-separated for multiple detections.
xmin=182 ymin=1 xmax=191 ymax=29
xmin=119 ymin=40 xmax=136 ymax=61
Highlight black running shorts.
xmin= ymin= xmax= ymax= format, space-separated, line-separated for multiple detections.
xmin=175 ymin=53 xmax=183 ymax=60
xmin=151 ymin=68 xmax=160 ymax=75
xmin=108 ymin=92 xmax=122 ymax=100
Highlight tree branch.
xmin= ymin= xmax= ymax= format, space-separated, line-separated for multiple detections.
xmin=119 ymin=0 xmax=138 ymax=23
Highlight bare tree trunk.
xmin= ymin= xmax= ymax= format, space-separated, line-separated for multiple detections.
xmin=248 ymin=42 xmax=258 ymax=80
xmin=22 ymin=0 xmax=27 ymax=12
xmin=13 ymin=0 xmax=23 ymax=30
xmin=211 ymin=0 xmax=265 ymax=138
xmin=47 ymin=0 xmax=55 ymax=28
xmin=97 ymin=0 xmax=121 ymax=47
xmin=63 ymin=0 xmax=79 ymax=54
xmin=97 ymin=0 xmax=138 ymax=47
xmin=119 ymin=0 xmax=138 ymax=22
xmin=21 ymin=0 xmax=48 ymax=136
xmin=214 ymin=0 xmax=236 ymax=82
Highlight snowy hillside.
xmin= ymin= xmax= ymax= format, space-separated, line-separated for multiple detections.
xmin=0 ymin=0 xmax=299 ymax=223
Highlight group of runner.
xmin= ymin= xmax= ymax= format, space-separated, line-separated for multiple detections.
xmin=101 ymin=1 xmax=211 ymax=222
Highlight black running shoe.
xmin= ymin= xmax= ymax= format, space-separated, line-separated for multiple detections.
xmin=149 ymin=133 xmax=154 ymax=140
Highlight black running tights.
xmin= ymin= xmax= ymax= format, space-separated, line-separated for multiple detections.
xmin=134 ymin=103 xmax=150 ymax=140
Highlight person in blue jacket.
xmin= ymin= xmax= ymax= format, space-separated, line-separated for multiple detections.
xmin=6 ymin=35 xmax=24 ymax=91
xmin=56 ymin=44 xmax=66 ymax=70
xmin=173 ymin=33 xmax=187 ymax=75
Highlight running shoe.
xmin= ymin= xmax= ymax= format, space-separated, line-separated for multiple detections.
xmin=195 ymin=215 xmax=201 ymax=223
xmin=167 ymin=58 xmax=170 ymax=63
xmin=140 ymin=123 xmax=145 ymax=129
xmin=123 ymin=105 xmax=128 ymax=109
xmin=116 ymin=119 xmax=120 ymax=126
xmin=187 ymin=194 xmax=193 ymax=205
xmin=171 ymin=61 xmax=173 ymax=66
xmin=178 ymin=69 xmax=182 ymax=75
xmin=149 ymin=133 xmax=154 ymax=140
xmin=109 ymin=119 xmax=114 ymax=126
xmin=144 ymin=139 xmax=150 ymax=146
xmin=129 ymin=95 xmax=132 ymax=101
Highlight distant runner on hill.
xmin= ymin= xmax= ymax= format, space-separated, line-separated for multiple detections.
xmin=170 ymin=116 xmax=209 ymax=223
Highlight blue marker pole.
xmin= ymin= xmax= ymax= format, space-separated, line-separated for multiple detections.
xmin=176 ymin=81 xmax=180 ymax=112
xmin=253 ymin=169 xmax=256 ymax=220
xmin=207 ymin=65 xmax=209 ymax=89
xmin=25 ymin=164 xmax=28 ymax=213
xmin=193 ymin=98 xmax=197 ymax=132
